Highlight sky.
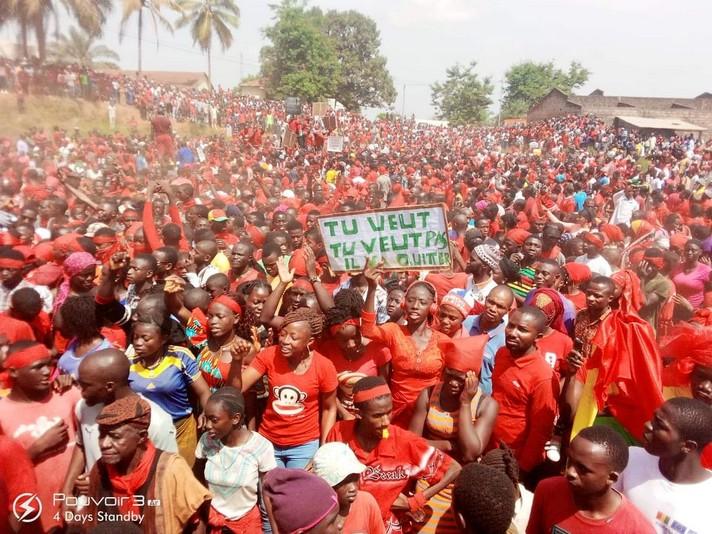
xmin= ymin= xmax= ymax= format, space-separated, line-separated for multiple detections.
xmin=6 ymin=0 xmax=712 ymax=119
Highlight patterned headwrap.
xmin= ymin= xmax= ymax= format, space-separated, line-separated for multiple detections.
xmin=53 ymin=251 xmax=97 ymax=314
xmin=529 ymin=288 xmax=566 ymax=334
xmin=96 ymin=396 xmax=151 ymax=430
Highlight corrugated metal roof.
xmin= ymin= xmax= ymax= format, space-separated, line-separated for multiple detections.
xmin=615 ymin=115 xmax=707 ymax=131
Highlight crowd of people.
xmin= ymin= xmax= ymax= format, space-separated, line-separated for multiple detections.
xmin=0 ymin=68 xmax=711 ymax=534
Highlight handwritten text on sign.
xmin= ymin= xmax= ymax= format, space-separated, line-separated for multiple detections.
xmin=318 ymin=205 xmax=451 ymax=272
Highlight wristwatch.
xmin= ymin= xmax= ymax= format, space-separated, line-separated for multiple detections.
xmin=309 ymin=275 xmax=321 ymax=284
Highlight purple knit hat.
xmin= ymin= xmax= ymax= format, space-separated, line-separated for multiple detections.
xmin=263 ymin=468 xmax=338 ymax=534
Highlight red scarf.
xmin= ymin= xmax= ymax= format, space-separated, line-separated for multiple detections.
xmin=107 ymin=441 xmax=157 ymax=515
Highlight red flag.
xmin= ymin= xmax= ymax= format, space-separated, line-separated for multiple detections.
xmin=590 ymin=310 xmax=664 ymax=441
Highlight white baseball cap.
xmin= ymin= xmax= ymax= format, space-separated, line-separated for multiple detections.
xmin=312 ymin=442 xmax=366 ymax=487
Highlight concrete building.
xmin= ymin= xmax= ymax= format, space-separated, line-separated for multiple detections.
xmin=528 ymin=88 xmax=712 ymax=137
xmin=238 ymin=78 xmax=266 ymax=98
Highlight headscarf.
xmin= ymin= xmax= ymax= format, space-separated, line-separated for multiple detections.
xmin=53 ymin=251 xmax=97 ymax=314
xmin=210 ymin=294 xmax=242 ymax=316
xmin=600 ymin=224 xmax=624 ymax=244
xmin=528 ymin=288 xmax=567 ymax=334
xmin=440 ymin=290 xmax=472 ymax=319
xmin=582 ymin=232 xmax=604 ymax=250
xmin=660 ymin=323 xmax=712 ymax=387
xmin=611 ymin=269 xmax=645 ymax=314
xmin=563 ymin=262 xmax=592 ymax=285
xmin=505 ymin=229 xmax=530 ymax=246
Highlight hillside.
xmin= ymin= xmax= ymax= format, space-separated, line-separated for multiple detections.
xmin=0 ymin=94 xmax=217 ymax=138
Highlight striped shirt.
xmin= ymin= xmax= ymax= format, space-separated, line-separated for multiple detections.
xmin=128 ymin=345 xmax=201 ymax=420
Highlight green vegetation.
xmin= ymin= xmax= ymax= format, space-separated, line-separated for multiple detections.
xmin=260 ymin=0 xmax=395 ymax=110
xmin=431 ymin=62 xmax=493 ymax=125
xmin=502 ymin=61 xmax=590 ymax=118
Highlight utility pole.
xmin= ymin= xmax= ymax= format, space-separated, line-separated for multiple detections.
xmin=402 ymin=84 xmax=406 ymax=118
xmin=239 ymin=52 xmax=244 ymax=83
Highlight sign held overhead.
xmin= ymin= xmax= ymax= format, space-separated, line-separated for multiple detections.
xmin=317 ymin=204 xmax=451 ymax=272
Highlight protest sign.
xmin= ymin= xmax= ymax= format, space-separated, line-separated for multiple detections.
xmin=282 ymin=129 xmax=297 ymax=148
xmin=285 ymin=96 xmax=300 ymax=115
xmin=326 ymin=135 xmax=344 ymax=152
xmin=312 ymin=101 xmax=329 ymax=116
xmin=317 ymin=204 xmax=451 ymax=272
xmin=324 ymin=115 xmax=337 ymax=131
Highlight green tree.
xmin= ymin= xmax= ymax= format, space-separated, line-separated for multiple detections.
xmin=260 ymin=1 xmax=339 ymax=102
xmin=49 ymin=26 xmax=120 ymax=68
xmin=430 ymin=61 xmax=493 ymax=125
xmin=322 ymin=10 xmax=395 ymax=111
xmin=120 ymin=0 xmax=180 ymax=74
xmin=502 ymin=61 xmax=589 ymax=117
xmin=176 ymin=0 xmax=240 ymax=87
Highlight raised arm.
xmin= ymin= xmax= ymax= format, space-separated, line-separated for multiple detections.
xmin=458 ymin=372 xmax=499 ymax=462
xmin=260 ymin=256 xmax=293 ymax=328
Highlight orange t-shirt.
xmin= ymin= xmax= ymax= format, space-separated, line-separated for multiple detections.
xmin=249 ymin=346 xmax=337 ymax=447
xmin=343 ymin=490 xmax=386 ymax=534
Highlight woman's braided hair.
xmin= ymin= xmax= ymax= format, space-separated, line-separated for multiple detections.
xmin=480 ymin=441 xmax=521 ymax=499
xmin=325 ymin=289 xmax=364 ymax=328
xmin=281 ymin=307 xmax=324 ymax=338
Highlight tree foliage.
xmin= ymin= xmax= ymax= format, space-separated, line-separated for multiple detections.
xmin=260 ymin=0 xmax=395 ymax=109
xmin=322 ymin=10 xmax=395 ymax=111
xmin=176 ymin=0 xmax=240 ymax=85
xmin=430 ymin=62 xmax=493 ymax=125
xmin=502 ymin=61 xmax=590 ymax=117
xmin=3 ymin=0 xmax=112 ymax=61
xmin=260 ymin=1 xmax=339 ymax=102
xmin=49 ymin=26 xmax=120 ymax=69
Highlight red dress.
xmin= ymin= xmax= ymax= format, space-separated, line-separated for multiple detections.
xmin=361 ymin=311 xmax=449 ymax=426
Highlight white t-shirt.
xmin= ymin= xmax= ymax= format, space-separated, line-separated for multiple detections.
xmin=575 ymin=254 xmax=613 ymax=277
xmin=615 ymin=447 xmax=712 ymax=534
xmin=75 ymin=395 xmax=178 ymax=469
xmin=196 ymin=431 xmax=276 ymax=520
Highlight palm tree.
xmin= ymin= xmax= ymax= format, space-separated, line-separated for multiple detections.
xmin=4 ymin=0 xmax=111 ymax=62
xmin=175 ymin=0 xmax=240 ymax=88
xmin=49 ymin=26 xmax=120 ymax=69
xmin=120 ymin=0 xmax=181 ymax=74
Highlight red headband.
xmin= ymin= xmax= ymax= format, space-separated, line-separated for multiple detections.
xmin=4 ymin=344 xmax=51 ymax=370
xmin=0 ymin=258 xmax=24 ymax=269
xmin=328 ymin=318 xmax=360 ymax=336
xmin=210 ymin=295 xmax=242 ymax=316
xmin=92 ymin=236 xmax=116 ymax=245
xmin=643 ymin=256 xmax=665 ymax=269
xmin=583 ymin=233 xmax=604 ymax=250
xmin=353 ymin=384 xmax=391 ymax=404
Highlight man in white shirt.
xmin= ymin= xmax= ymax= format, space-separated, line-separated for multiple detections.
xmin=575 ymin=232 xmax=612 ymax=277
xmin=0 ymin=248 xmax=53 ymax=313
xmin=609 ymin=185 xmax=639 ymax=226
xmin=61 ymin=349 xmax=177 ymax=496
xmin=615 ymin=397 xmax=712 ymax=534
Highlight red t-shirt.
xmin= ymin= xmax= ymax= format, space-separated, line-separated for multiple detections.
xmin=0 ymin=314 xmax=36 ymax=343
xmin=425 ymin=272 xmax=469 ymax=302
xmin=491 ymin=347 xmax=558 ymax=472
xmin=343 ymin=490 xmax=386 ymax=534
xmin=0 ymin=388 xmax=81 ymax=532
xmin=0 ymin=436 xmax=39 ymax=534
xmin=326 ymin=420 xmax=452 ymax=532
xmin=526 ymin=476 xmax=655 ymax=534
xmin=317 ymin=340 xmax=391 ymax=414
xmin=250 ymin=346 xmax=337 ymax=446
xmin=536 ymin=329 xmax=574 ymax=378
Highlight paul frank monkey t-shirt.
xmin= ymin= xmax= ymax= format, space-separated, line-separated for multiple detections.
xmin=249 ymin=346 xmax=337 ymax=447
